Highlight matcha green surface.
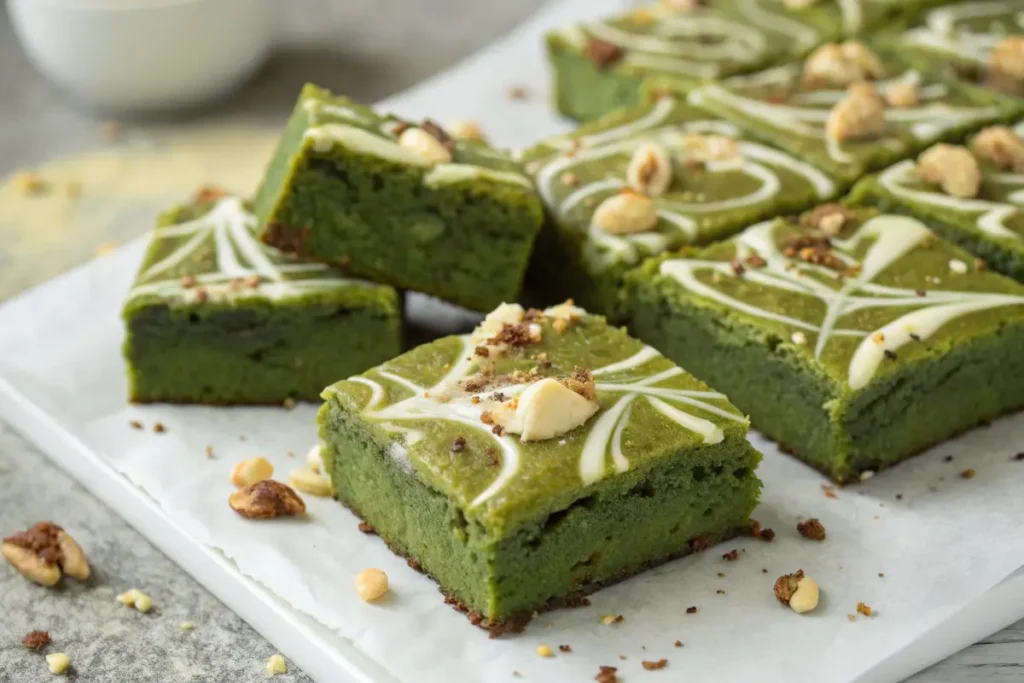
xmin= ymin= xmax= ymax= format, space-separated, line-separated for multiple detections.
xmin=626 ymin=209 xmax=1024 ymax=481
xmin=521 ymin=96 xmax=838 ymax=320
xmin=122 ymin=197 xmax=402 ymax=405
xmin=253 ymin=84 xmax=544 ymax=312
xmin=690 ymin=49 xmax=1022 ymax=183
xmin=899 ymin=0 xmax=1024 ymax=93
xmin=319 ymin=309 xmax=761 ymax=622
xmin=851 ymin=121 xmax=1024 ymax=283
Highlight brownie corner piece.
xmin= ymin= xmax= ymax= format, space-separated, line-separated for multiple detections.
xmin=319 ymin=302 xmax=761 ymax=629
xmin=251 ymin=84 xmax=543 ymax=312
xmin=122 ymin=194 xmax=401 ymax=405
xmin=625 ymin=207 xmax=1024 ymax=482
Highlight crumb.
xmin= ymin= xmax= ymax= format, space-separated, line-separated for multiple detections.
xmin=674 ymin=640 xmax=683 ymax=648
xmin=406 ymin=558 xmax=423 ymax=573
xmin=101 ymin=121 xmax=121 ymax=142
xmin=884 ymin=349 xmax=897 ymax=361
xmin=286 ymin=450 xmax=294 ymax=458
xmin=822 ymin=484 xmax=838 ymax=499
xmin=722 ymin=549 xmax=739 ymax=561
xmin=642 ymin=659 xmax=668 ymax=671
xmin=878 ymin=572 xmax=885 ymax=577
xmin=205 ymin=445 xmax=215 ymax=459
xmin=513 ymin=673 xmax=521 ymax=679
xmin=848 ymin=614 xmax=856 ymax=622
xmin=559 ymin=645 xmax=572 ymax=653
xmin=600 ymin=614 xmax=624 ymax=625
xmin=596 ymin=665 xmax=619 ymax=683
xmin=797 ymin=518 xmax=826 ymax=541
xmin=762 ymin=568 xmax=768 ymax=574
xmin=129 ymin=420 xmax=143 ymax=430
xmin=357 ymin=521 xmax=375 ymax=535
xmin=960 ymin=468 xmax=976 ymax=479
xmin=686 ymin=606 xmax=697 ymax=614
xmin=283 ymin=397 xmax=297 ymax=410
xmin=1013 ymin=452 xmax=1024 ymax=461
xmin=856 ymin=602 xmax=873 ymax=617
xmin=895 ymin=494 xmax=903 ymax=500
xmin=760 ymin=528 xmax=776 ymax=542
xmin=179 ymin=622 xmax=194 ymax=630
xmin=536 ymin=644 xmax=553 ymax=658
xmin=507 ymin=85 xmax=529 ymax=101
xmin=944 ymin=455 xmax=954 ymax=462
xmin=716 ymin=589 xmax=726 ymax=595
xmin=21 ymin=630 xmax=50 ymax=651
xmin=451 ymin=436 xmax=466 ymax=453
xmin=774 ymin=569 xmax=804 ymax=604
xmin=153 ymin=422 xmax=166 ymax=433
xmin=717 ymin=572 xmax=725 ymax=578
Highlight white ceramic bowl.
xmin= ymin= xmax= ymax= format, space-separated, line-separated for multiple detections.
xmin=8 ymin=0 xmax=277 ymax=114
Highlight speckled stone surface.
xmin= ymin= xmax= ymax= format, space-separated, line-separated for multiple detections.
xmin=0 ymin=1 xmax=1022 ymax=682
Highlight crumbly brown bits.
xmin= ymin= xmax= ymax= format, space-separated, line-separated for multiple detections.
xmin=193 ymin=184 xmax=228 ymax=203
xmin=744 ymin=255 xmax=767 ymax=269
xmin=685 ymin=606 xmax=697 ymax=614
xmin=674 ymin=640 xmax=683 ymax=648
xmin=802 ymin=203 xmax=854 ymax=236
xmin=972 ymin=125 xmax=1024 ymax=172
xmin=474 ymin=345 xmax=490 ymax=358
xmin=856 ymin=601 xmax=873 ymax=617
xmin=827 ymin=82 xmax=886 ymax=143
xmin=586 ymin=38 xmax=623 ymax=69
xmin=488 ymin=322 xmax=539 ymax=349
xmin=153 ymin=422 xmax=166 ymax=433
xmin=22 ymin=630 xmax=51 ymax=651
xmin=783 ymin=234 xmax=847 ymax=271
xmin=642 ymin=659 xmax=669 ymax=671
xmin=130 ymin=420 xmax=143 ymax=430
xmin=1014 ymin=452 xmax=1024 ymax=461
xmin=595 ymin=665 xmax=619 ymax=683
xmin=774 ymin=569 xmax=805 ymax=605
xmin=507 ymin=85 xmax=530 ymax=101
xmin=722 ymin=548 xmax=740 ymax=561
xmin=451 ymin=436 xmax=466 ymax=452
xmin=491 ymin=424 xmax=505 ymax=436
xmin=559 ymin=644 xmax=572 ymax=653
xmin=916 ymin=143 xmax=981 ymax=198
xmin=558 ymin=368 xmax=597 ymax=401
xmin=3 ymin=522 xmax=90 ymax=586
xmin=480 ymin=412 xmax=495 ymax=426
xmin=357 ymin=521 xmax=375 ymax=534
xmin=797 ymin=518 xmax=826 ymax=541
xmin=960 ymin=468 xmax=976 ymax=479
xmin=228 ymin=480 xmax=305 ymax=519
xmin=730 ymin=259 xmax=745 ymax=276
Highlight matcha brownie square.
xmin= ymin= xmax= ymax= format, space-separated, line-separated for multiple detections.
xmin=899 ymin=1 xmax=1024 ymax=97
xmin=253 ymin=84 xmax=544 ymax=312
xmin=626 ymin=206 xmax=1024 ymax=483
xmin=690 ymin=41 xmax=1022 ymax=183
xmin=851 ymin=123 xmax=1024 ymax=282
xmin=547 ymin=1 xmax=812 ymax=123
xmin=319 ymin=302 xmax=762 ymax=631
xmin=521 ymin=95 xmax=838 ymax=320
xmin=123 ymin=193 xmax=402 ymax=405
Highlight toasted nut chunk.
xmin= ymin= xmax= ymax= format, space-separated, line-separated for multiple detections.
xmin=354 ymin=568 xmax=389 ymax=602
xmin=885 ymin=81 xmax=919 ymax=108
xmin=22 ymin=630 xmax=51 ymax=651
xmin=789 ymin=577 xmax=820 ymax=613
xmin=989 ymin=36 xmax=1024 ymax=84
xmin=229 ymin=480 xmax=306 ymax=519
xmin=266 ymin=654 xmax=288 ymax=675
xmin=230 ymin=457 xmax=274 ymax=488
xmin=288 ymin=468 xmax=333 ymax=497
xmin=449 ymin=119 xmax=486 ymax=142
xmin=536 ymin=645 xmax=554 ymax=658
xmin=56 ymin=531 xmax=90 ymax=581
xmin=803 ymin=203 xmax=853 ymax=236
xmin=774 ymin=569 xmax=804 ymax=605
xmin=2 ymin=543 xmax=61 ymax=586
xmin=626 ymin=143 xmax=673 ymax=197
xmin=972 ymin=126 xmax=1024 ymax=172
xmin=803 ymin=41 xmax=885 ymax=88
xmin=133 ymin=591 xmax=153 ymax=613
xmin=916 ymin=144 xmax=981 ymax=198
xmin=593 ymin=192 xmax=658 ymax=235
xmin=797 ymin=518 xmax=827 ymax=541
xmin=398 ymin=127 xmax=452 ymax=165
xmin=46 ymin=653 xmax=70 ymax=675
xmin=826 ymin=83 xmax=886 ymax=142
xmin=117 ymin=590 xmax=137 ymax=606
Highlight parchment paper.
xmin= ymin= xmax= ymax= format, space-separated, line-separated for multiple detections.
xmin=1 ymin=1 xmax=1023 ymax=681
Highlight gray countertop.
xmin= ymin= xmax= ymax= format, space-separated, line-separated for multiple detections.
xmin=1 ymin=1 xmax=1022 ymax=681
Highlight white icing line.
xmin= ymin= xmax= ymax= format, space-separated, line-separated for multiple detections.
xmin=579 ymin=395 xmax=634 ymax=485
xmin=305 ymin=123 xmax=430 ymax=166
xmin=647 ymin=397 xmax=724 ymax=444
xmin=347 ymin=377 xmax=385 ymax=410
xmin=423 ymin=163 xmax=532 ymax=189
xmin=609 ymin=397 xmax=635 ymax=474
xmin=591 ymin=346 xmax=661 ymax=376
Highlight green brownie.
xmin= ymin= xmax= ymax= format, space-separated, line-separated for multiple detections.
xmin=319 ymin=302 xmax=762 ymax=631
xmin=899 ymin=1 xmax=1024 ymax=96
xmin=520 ymin=95 xmax=838 ymax=320
xmin=851 ymin=122 xmax=1024 ymax=282
xmin=123 ymin=194 xmax=402 ymax=405
xmin=253 ymin=84 xmax=544 ymax=312
xmin=546 ymin=1 xmax=809 ymax=122
xmin=690 ymin=42 xmax=1022 ymax=183
xmin=626 ymin=207 xmax=1024 ymax=483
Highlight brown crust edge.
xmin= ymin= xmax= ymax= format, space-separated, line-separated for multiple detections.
xmin=337 ymin=497 xmax=747 ymax=637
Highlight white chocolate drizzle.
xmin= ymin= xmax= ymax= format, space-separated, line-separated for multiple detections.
xmin=127 ymin=197 xmax=362 ymax=303
xmin=659 ymin=215 xmax=1024 ymax=390
xmin=902 ymin=1 xmax=1024 ymax=66
xmin=335 ymin=336 xmax=743 ymax=506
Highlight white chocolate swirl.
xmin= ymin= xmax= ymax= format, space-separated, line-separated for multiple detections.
xmin=903 ymin=1 xmax=1024 ymax=66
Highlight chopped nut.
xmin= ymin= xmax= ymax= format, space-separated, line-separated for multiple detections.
xmin=536 ymin=645 xmax=554 ymax=658
xmin=130 ymin=420 xmax=143 ymax=430
xmin=46 ymin=652 xmax=70 ymax=675
xmin=398 ymin=127 xmax=452 ymax=165
xmin=826 ymin=82 xmax=886 ymax=142
xmin=916 ymin=144 xmax=981 ymax=198
xmin=774 ymin=569 xmax=804 ymax=604
xmin=229 ymin=480 xmax=306 ymax=519
xmin=595 ymin=665 xmax=619 ymax=683
xmin=685 ymin=606 xmax=697 ymax=614
xmin=22 ymin=630 xmax=51 ymax=651
xmin=230 ymin=457 xmax=274 ymax=488
xmin=56 ymin=530 xmax=90 ymax=581
xmin=449 ymin=119 xmax=486 ymax=142
xmin=600 ymin=613 xmax=624 ymax=625
xmin=961 ymin=468 xmax=976 ymax=479
xmin=12 ymin=170 xmax=48 ymax=196
xmin=153 ymin=422 xmax=166 ymax=433
xmin=803 ymin=41 xmax=886 ymax=88
xmin=354 ymin=567 xmax=389 ymax=602
xmin=989 ymin=36 xmax=1024 ymax=89
xmin=133 ymin=591 xmax=153 ymax=613
xmin=3 ymin=522 xmax=90 ymax=587
xmin=642 ymin=659 xmax=669 ymax=671
xmin=586 ymin=38 xmax=623 ymax=69
xmin=180 ymin=622 xmax=194 ymax=630
xmin=266 ymin=654 xmax=288 ymax=675
xmin=289 ymin=467 xmax=333 ymax=497
xmin=972 ymin=125 xmax=1024 ymax=172
xmin=593 ymin=191 xmax=658 ymax=235
xmin=885 ymin=81 xmax=919 ymax=109
xmin=948 ymin=259 xmax=968 ymax=274
xmin=797 ymin=518 xmax=826 ymax=541
xmin=856 ymin=601 xmax=873 ymax=617
xmin=775 ymin=571 xmax=820 ymax=614
xmin=626 ymin=142 xmax=673 ymax=197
